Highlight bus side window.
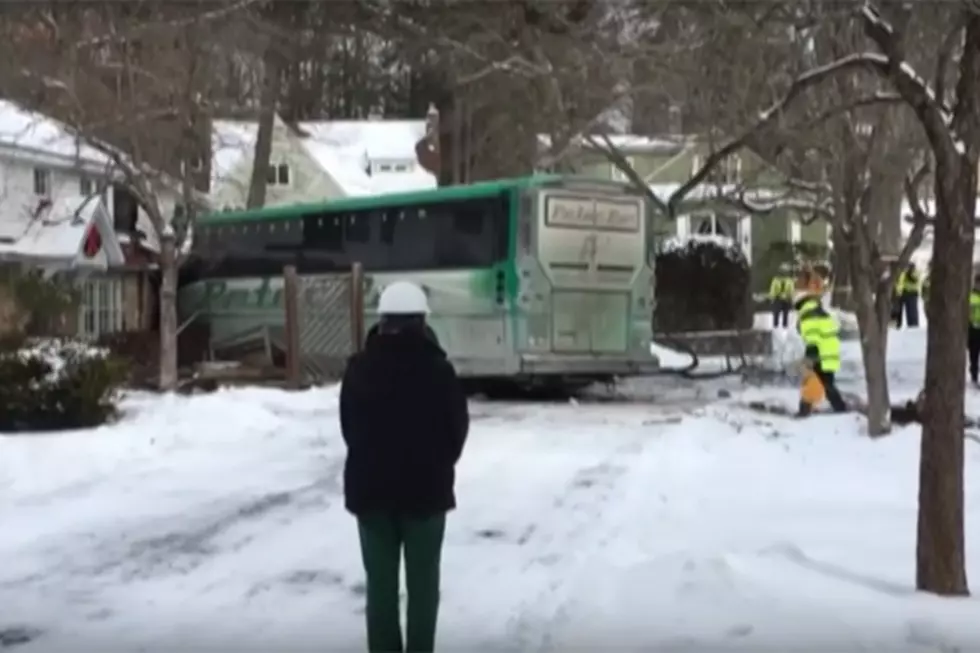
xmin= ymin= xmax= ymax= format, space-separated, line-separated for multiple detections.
xmin=345 ymin=210 xmax=371 ymax=244
xmin=379 ymin=209 xmax=396 ymax=245
xmin=389 ymin=206 xmax=436 ymax=270
xmin=433 ymin=197 xmax=509 ymax=268
xmin=452 ymin=203 xmax=483 ymax=235
xmin=301 ymin=212 xmax=347 ymax=273
xmin=345 ymin=209 xmax=378 ymax=268
xmin=303 ymin=212 xmax=343 ymax=251
xmin=263 ymin=218 xmax=303 ymax=270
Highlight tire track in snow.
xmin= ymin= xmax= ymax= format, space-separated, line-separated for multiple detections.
xmin=5 ymin=459 xmax=345 ymax=591
xmin=500 ymin=434 xmax=645 ymax=652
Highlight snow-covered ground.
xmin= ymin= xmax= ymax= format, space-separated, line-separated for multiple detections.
xmin=3 ymin=326 xmax=980 ymax=651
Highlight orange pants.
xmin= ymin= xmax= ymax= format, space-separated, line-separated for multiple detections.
xmin=800 ymin=367 xmax=826 ymax=408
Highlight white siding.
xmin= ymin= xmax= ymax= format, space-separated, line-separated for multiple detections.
xmin=0 ymin=155 xmax=182 ymax=253
xmin=211 ymin=118 xmax=347 ymax=211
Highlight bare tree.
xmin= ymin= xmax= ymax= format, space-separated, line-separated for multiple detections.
xmin=857 ymin=2 xmax=979 ymax=597
xmin=0 ymin=4 xmax=241 ymax=390
xmin=745 ymin=0 xmax=978 ymax=597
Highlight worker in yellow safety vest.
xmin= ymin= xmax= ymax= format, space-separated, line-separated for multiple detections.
xmin=769 ymin=263 xmax=795 ymax=329
xmin=968 ymin=274 xmax=980 ymax=385
xmin=794 ymin=291 xmax=848 ymax=416
xmin=893 ymin=263 xmax=922 ymax=329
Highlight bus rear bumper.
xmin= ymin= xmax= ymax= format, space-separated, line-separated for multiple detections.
xmin=517 ymin=352 xmax=661 ymax=377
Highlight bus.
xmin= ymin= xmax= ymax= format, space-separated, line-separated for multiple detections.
xmin=179 ymin=175 xmax=660 ymax=392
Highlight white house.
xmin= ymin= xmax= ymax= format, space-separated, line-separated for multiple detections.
xmin=0 ymin=99 xmax=186 ymax=338
xmin=210 ymin=115 xmax=436 ymax=211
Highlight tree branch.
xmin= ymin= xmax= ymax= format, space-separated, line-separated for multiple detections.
xmin=795 ymin=92 xmax=903 ymax=134
xmin=665 ymin=52 xmax=900 ymax=217
xmin=860 ymin=3 xmax=958 ymax=163
xmin=934 ymin=21 xmax=964 ymax=108
xmin=584 ymin=133 xmax=670 ymax=215
xmin=75 ymin=0 xmax=260 ymax=49
xmin=587 ymin=52 xmax=900 ymax=221
xmin=896 ymin=161 xmax=931 ymax=269
xmin=723 ymin=185 xmax=833 ymax=226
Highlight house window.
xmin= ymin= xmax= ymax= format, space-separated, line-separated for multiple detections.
xmin=79 ymin=176 xmax=93 ymax=196
xmin=33 ymin=168 xmax=51 ymax=196
xmin=393 ymin=163 xmax=411 ymax=172
xmin=266 ymin=163 xmax=291 ymax=186
xmin=691 ymin=212 xmax=733 ymax=238
xmin=78 ymin=275 xmax=125 ymax=339
xmin=378 ymin=163 xmax=393 ymax=173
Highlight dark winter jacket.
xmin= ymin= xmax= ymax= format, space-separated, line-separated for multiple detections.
xmin=365 ymin=322 xmax=440 ymax=347
xmin=340 ymin=327 xmax=469 ymax=517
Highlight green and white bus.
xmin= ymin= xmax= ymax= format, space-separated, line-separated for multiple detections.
xmin=179 ymin=175 xmax=660 ymax=391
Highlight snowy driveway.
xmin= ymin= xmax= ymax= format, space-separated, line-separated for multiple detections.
xmin=3 ymin=335 xmax=980 ymax=651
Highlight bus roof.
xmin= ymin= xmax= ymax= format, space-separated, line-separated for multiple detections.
xmin=198 ymin=174 xmax=564 ymax=226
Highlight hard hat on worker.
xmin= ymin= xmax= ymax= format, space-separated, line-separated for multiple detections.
xmin=378 ymin=281 xmax=430 ymax=315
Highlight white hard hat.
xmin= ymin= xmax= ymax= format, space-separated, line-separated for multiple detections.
xmin=377 ymin=281 xmax=429 ymax=315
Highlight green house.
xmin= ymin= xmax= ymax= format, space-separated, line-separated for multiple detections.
xmin=547 ymin=135 xmax=831 ymax=293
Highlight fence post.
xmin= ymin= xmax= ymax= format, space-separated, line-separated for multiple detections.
xmin=283 ymin=265 xmax=301 ymax=389
xmin=350 ymin=261 xmax=365 ymax=353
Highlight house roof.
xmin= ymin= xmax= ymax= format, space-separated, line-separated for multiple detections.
xmin=298 ymin=139 xmax=376 ymax=197
xmin=648 ymin=182 xmax=780 ymax=204
xmin=537 ymin=133 xmax=685 ymax=155
xmin=211 ymin=117 xmax=436 ymax=198
xmin=298 ymin=119 xmax=427 ymax=162
xmin=0 ymin=100 xmax=110 ymax=168
xmin=0 ymin=195 xmax=123 ymax=269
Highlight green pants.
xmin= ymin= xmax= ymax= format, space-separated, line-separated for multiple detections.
xmin=357 ymin=513 xmax=446 ymax=653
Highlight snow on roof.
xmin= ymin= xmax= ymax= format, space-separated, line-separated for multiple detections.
xmin=0 ymin=195 xmax=122 ymax=267
xmin=298 ymin=139 xmax=376 ymax=198
xmin=211 ymin=119 xmax=257 ymax=189
xmin=298 ymin=119 xmax=426 ymax=162
xmin=649 ymin=182 xmax=780 ymax=204
xmin=537 ymin=133 xmax=683 ymax=154
xmin=212 ymin=117 xmax=436 ymax=198
xmin=0 ymin=100 xmax=110 ymax=166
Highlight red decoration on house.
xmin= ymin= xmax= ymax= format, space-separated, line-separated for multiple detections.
xmin=83 ymin=225 xmax=102 ymax=258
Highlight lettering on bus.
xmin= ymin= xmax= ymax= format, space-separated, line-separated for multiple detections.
xmin=544 ymin=196 xmax=641 ymax=232
xmin=184 ymin=278 xmax=285 ymax=311
xmin=183 ymin=275 xmax=391 ymax=312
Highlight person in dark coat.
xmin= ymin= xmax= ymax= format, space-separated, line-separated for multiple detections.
xmin=365 ymin=321 xmax=440 ymax=348
xmin=340 ymin=280 xmax=469 ymax=653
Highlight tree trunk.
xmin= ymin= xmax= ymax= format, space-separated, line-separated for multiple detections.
xmin=848 ymin=240 xmax=891 ymax=437
xmin=916 ymin=168 xmax=972 ymax=596
xmin=158 ymin=230 xmax=179 ymax=392
xmin=830 ymin=226 xmax=853 ymax=309
xmin=246 ymin=47 xmax=282 ymax=210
